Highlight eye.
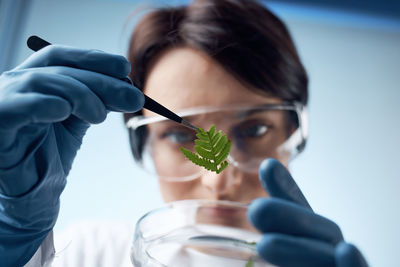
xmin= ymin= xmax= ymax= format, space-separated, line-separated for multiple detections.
xmin=161 ymin=129 xmax=195 ymax=144
xmin=234 ymin=121 xmax=269 ymax=139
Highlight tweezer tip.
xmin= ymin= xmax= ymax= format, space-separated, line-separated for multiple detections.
xmin=181 ymin=119 xmax=200 ymax=132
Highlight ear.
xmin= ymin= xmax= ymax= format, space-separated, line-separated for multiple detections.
xmin=259 ymin=158 xmax=312 ymax=210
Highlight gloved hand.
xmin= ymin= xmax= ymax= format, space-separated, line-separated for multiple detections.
xmin=248 ymin=158 xmax=368 ymax=267
xmin=0 ymin=45 xmax=144 ymax=266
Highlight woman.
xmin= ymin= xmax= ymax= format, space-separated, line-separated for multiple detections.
xmin=0 ymin=0 xmax=368 ymax=266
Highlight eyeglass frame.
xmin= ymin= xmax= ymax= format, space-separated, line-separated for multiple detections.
xmin=125 ymin=102 xmax=308 ymax=167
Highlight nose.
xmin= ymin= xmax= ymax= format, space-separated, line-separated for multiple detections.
xmin=200 ymin=164 xmax=243 ymax=200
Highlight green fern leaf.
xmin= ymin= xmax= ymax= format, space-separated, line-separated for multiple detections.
xmin=216 ymin=161 xmax=228 ymax=174
xmin=194 ymin=139 xmax=211 ymax=150
xmin=214 ymin=135 xmax=227 ymax=152
xmin=215 ymin=141 xmax=232 ymax=166
xmin=180 ymin=147 xmax=216 ymax=172
xmin=245 ymin=258 xmax=254 ymax=267
xmin=180 ymin=125 xmax=231 ymax=174
xmin=211 ymin=131 xmax=222 ymax=146
xmin=195 ymin=145 xmax=214 ymax=159
xmin=196 ymin=133 xmax=208 ymax=141
xmin=208 ymin=125 xmax=216 ymax=138
xmin=195 ymin=128 xmax=209 ymax=141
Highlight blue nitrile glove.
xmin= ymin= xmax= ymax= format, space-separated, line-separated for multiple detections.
xmin=0 ymin=45 xmax=144 ymax=266
xmin=248 ymin=159 xmax=369 ymax=267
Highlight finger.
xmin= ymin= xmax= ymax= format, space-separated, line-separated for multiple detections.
xmin=248 ymin=198 xmax=343 ymax=244
xmin=16 ymin=71 xmax=107 ymax=124
xmin=0 ymin=93 xmax=71 ymax=130
xmin=59 ymin=115 xmax=91 ymax=143
xmin=258 ymin=233 xmax=335 ymax=267
xmin=15 ymin=45 xmax=131 ymax=79
xmin=259 ymin=158 xmax=311 ymax=209
xmin=335 ymin=242 xmax=369 ymax=267
xmin=23 ymin=67 xmax=144 ymax=113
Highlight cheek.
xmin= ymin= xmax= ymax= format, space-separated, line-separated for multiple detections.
xmin=153 ymin=152 xmax=169 ymax=175
xmin=158 ymin=170 xmax=269 ymax=203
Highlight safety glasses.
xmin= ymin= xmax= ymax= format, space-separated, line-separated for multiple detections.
xmin=126 ymin=102 xmax=308 ymax=181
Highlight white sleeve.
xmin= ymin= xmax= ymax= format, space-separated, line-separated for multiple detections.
xmin=51 ymin=220 xmax=134 ymax=267
xmin=22 ymin=221 xmax=133 ymax=267
xmin=24 ymin=231 xmax=55 ymax=267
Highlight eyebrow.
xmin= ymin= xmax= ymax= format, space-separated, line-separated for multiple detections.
xmin=235 ymin=104 xmax=285 ymax=118
xmin=136 ymin=103 xmax=295 ymax=127
xmin=185 ymin=104 xmax=279 ymax=125
xmin=235 ymin=108 xmax=265 ymax=118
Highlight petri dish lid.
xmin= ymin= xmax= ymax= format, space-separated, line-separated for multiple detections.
xmin=131 ymin=199 xmax=275 ymax=267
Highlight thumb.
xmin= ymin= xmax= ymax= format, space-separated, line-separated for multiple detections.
xmin=335 ymin=242 xmax=369 ymax=267
xmin=259 ymin=158 xmax=312 ymax=210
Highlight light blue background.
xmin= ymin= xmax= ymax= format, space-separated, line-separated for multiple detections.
xmin=10 ymin=0 xmax=400 ymax=266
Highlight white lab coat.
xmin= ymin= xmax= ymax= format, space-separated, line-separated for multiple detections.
xmin=25 ymin=221 xmax=134 ymax=267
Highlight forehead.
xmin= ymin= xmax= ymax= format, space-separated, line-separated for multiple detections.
xmin=143 ymin=47 xmax=281 ymax=115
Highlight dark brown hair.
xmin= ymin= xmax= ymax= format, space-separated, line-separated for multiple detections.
xmin=124 ymin=0 xmax=308 ymax=160
xmin=125 ymin=0 xmax=308 ymax=118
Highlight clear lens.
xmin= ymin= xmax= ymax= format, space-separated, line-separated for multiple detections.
xmin=131 ymin=200 xmax=275 ymax=267
xmin=128 ymin=104 xmax=306 ymax=181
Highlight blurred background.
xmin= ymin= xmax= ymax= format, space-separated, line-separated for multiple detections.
xmin=1 ymin=0 xmax=399 ymax=266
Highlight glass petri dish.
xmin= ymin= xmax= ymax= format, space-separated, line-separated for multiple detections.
xmin=131 ymin=199 xmax=275 ymax=267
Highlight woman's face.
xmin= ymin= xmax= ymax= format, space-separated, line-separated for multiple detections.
xmin=143 ymin=47 xmax=289 ymax=204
